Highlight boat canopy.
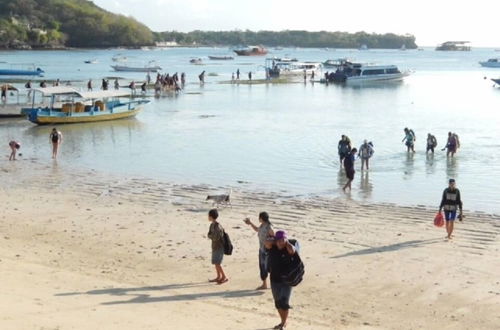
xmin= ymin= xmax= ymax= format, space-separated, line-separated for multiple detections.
xmin=32 ymin=87 xmax=131 ymax=99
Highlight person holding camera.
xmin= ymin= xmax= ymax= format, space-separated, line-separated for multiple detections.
xmin=244 ymin=212 xmax=274 ymax=290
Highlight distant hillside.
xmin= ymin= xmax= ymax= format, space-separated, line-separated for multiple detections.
xmin=154 ymin=30 xmax=418 ymax=49
xmin=0 ymin=0 xmax=154 ymax=49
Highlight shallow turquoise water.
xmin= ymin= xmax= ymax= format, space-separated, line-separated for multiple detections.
xmin=1 ymin=47 xmax=500 ymax=213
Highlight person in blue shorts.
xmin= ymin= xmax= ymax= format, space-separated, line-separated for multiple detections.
xmin=439 ymin=179 xmax=463 ymax=239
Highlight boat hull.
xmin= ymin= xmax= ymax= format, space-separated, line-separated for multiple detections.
xmin=111 ymin=65 xmax=161 ymax=72
xmin=480 ymin=62 xmax=500 ymax=68
xmin=28 ymin=107 xmax=142 ymax=125
xmin=0 ymin=69 xmax=44 ymax=76
xmin=332 ymin=72 xmax=410 ymax=83
xmin=234 ymin=50 xmax=268 ymax=56
xmin=208 ymin=56 xmax=234 ymax=60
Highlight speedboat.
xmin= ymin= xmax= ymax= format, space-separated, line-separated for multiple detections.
xmin=479 ymin=58 xmax=500 ymax=68
xmin=0 ymin=66 xmax=44 ymax=76
xmin=234 ymin=45 xmax=268 ymax=56
xmin=111 ymin=61 xmax=161 ymax=72
xmin=327 ymin=62 xmax=410 ymax=83
xmin=24 ymin=87 xmax=149 ymax=125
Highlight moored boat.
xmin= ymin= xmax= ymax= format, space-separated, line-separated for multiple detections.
xmin=234 ymin=45 xmax=268 ymax=56
xmin=0 ymin=67 xmax=44 ymax=76
xmin=322 ymin=58 xmax=349 ymax=69
xmin=208 ymin=56 xmax=234 ymax=60
xmin=479 ymin=58 xmax=500 ymax=68
xmin=189 ymin=58 xmax=203 ymax=64
xmin=327 ymin=62 xmax=410 ymax=83
xmin=24 ymin=87 xmax=149 ymax=125
xmin=436 ymin=41 xmax=471 ymax=51
xmin=111 ymin=61 xmax=161 ymax=72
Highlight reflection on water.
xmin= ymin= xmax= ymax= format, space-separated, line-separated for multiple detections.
xmin=425 ymin=153 xmax=436 ymax=175
xmin=446 ymin=156 xmax=459 ymax=180
xmin=403 ymin=152 xmax=415 ymax=179
xmin=359 ymin=171 xmax=373 ymax=200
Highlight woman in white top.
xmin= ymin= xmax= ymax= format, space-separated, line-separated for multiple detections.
xmin=244 ymin=211 xmax=274 ymax=290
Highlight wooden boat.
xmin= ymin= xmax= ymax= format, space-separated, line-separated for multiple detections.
xmin=208 ymin=56 xmax=234 ymax=60
xmin=234 ymin=45 xmax=268 ymax=56
xmin=24 ymin=87 xmax=149 ymax=125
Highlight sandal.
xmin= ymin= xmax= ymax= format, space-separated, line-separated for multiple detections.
xmin=217 ymin=278 xmax=229 ymax=285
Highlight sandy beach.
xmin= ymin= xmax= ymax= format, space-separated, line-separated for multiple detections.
xmin=0 ymin=159 xmax=499 ymax=330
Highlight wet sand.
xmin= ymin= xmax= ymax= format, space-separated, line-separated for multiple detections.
xmin=0 ymin=159 xmax=499 ymax=329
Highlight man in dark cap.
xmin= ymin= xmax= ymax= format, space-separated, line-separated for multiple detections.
xmin=439 ymin=179 xmax=463 ymax=239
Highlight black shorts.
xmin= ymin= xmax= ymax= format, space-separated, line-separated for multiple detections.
xmin=346 ymin=169 xmax=355 ymax=180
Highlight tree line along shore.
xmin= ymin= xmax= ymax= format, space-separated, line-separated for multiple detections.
xmin=0 ymin=0 xmax=417 ymax=50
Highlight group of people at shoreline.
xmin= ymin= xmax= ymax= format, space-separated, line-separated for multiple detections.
xmin=8 ymin=127 xmax=62 ymax=161
xmin=208 ymin=209 xmax=300 ymax=329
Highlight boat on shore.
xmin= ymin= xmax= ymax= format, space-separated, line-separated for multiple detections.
xmin=24 ymin=87 xmax=149 ymax=125
xmin=479 ymin=58 xmax=500 ymax=68
xmin=436 ymin=41 xmax=471 ymax=51
xmin=326 ymin=62 xmax=410 ymax=83
xmin=234 ymin=45 xmax=268 ymax=56
xmin=111 ymin=61 xmax=161 ymax=72
xmin=208 ymin=56 xmax=234 ymax=60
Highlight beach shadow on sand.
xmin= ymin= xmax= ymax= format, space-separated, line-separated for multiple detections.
xmin=331 ymin=238 xmax=442 ymax=259
xmin=55 ymin=282 xmax=265 ymax=305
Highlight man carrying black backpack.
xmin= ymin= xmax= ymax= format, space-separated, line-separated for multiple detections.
xmin=265 ymin=230 xmax=303 ymax=330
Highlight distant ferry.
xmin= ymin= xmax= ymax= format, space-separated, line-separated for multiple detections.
xmin=234 ymin=45 xmax=268 ymax=56
xmin=479 ymin=58 xmax=500 ymax=68
xmin=327 ymin=62 xmax=410 ymax=83
xmin=436 ymin=41 xmax=471 ymax=51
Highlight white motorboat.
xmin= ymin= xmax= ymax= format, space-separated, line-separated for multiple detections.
xmin=266 ymin=59 xmax=321 ymax=78
xmin=111 ymin=61 xmax=162 ymax=72
xmin=327 ymin=62 xmax=410 ymax=83
xmin=479 ymin=58 xmax=500 ymax=68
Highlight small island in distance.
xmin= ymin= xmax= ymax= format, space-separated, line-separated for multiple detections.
xmin=0 ymin=0 xmax=417 ymax=50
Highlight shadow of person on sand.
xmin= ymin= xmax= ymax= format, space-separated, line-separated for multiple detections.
xmin=55 ymin=281 xmax=265 ymax=306
xmin=331 ymin=238 xmax=442 ymax=259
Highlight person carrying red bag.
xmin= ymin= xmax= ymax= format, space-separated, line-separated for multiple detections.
xmin=439 ymin=179 xmax=464 ymax=239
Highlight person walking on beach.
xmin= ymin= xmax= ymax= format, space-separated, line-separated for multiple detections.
xmin=443 ymin=132 xmax=459 ymax=157
xmin=40 ymin=80 xmax=47 ymax=88
xmin=402 ymin=127 xmax=416 ymax=153
xmin=129 ymin=81 xmax=136 ymax=95
xmin=248 ymin=71 xmax=252 ymax=81
xmin=439 ymin=179 xmax=463 ymax=239
xmin=244 ymin=212 xmax=274 ymax=290
xmin=264 ymin=230 xmax=297 ymax=330
xmin=358 ymin=140 xmax=374 ymax=171
xmin=343 ymin=148 xmax=357 ymax=192
xmin=311 ymin=71 xmax=315 ymax=81
xmin=8 ymin=140 xmax=20 ymax=161
xmin=181 ymin=72 xmax=186 ymax=86
xmin=338 ymin=135 xmax=351 ymax=169
xmin=114 ymin=79 xmax=120 ymax=90
xmin=426 ymin=133 xmax=437 ymax=154
xmin=199 ymin=71 xmax=205 ymax=84
xmin=207 ymin=209 xmax=228 ymax=284
xmin=140 ymin=82 xmax=147 ymax=95
xmin=87 ymin=79 xmax=92 ymax=91
xmin=146 ymin=72 xmax=151 ymax=85
xmin=49 ymin=128 xmax=62 ymax=159
xmin=236 ymin=69 xmax=240 ymax=80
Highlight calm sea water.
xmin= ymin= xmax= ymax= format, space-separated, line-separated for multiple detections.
xmin=1 ymin=47 xmax=500 ymax=213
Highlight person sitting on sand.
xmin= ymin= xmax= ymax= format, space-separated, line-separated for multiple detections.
xmin=8 ymin=140 xmax=20 ymax=161
xmin=264 ymin=230 xmax=297 ymax=330
xmin=207 ymin=209 xmax=228 ymax=284
xmin=244 ymin=212 xmax=274 ymax=290
xmin=439 ymin=179 xmax=463 ymax=239
xmin=343 ymin=148 xmax=357 ymax=192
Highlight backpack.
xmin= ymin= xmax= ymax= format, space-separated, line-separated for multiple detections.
xmin=409 ymin=129 xmax=416 ymax=141
xmin=282 ymin=239 xmax=304 ymax=287
xmin=222 ymin=230 xmax=233 ymax=255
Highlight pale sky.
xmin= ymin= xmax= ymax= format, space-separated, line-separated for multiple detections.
xmin=93 ymin=0 xmax=500 ymax=47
